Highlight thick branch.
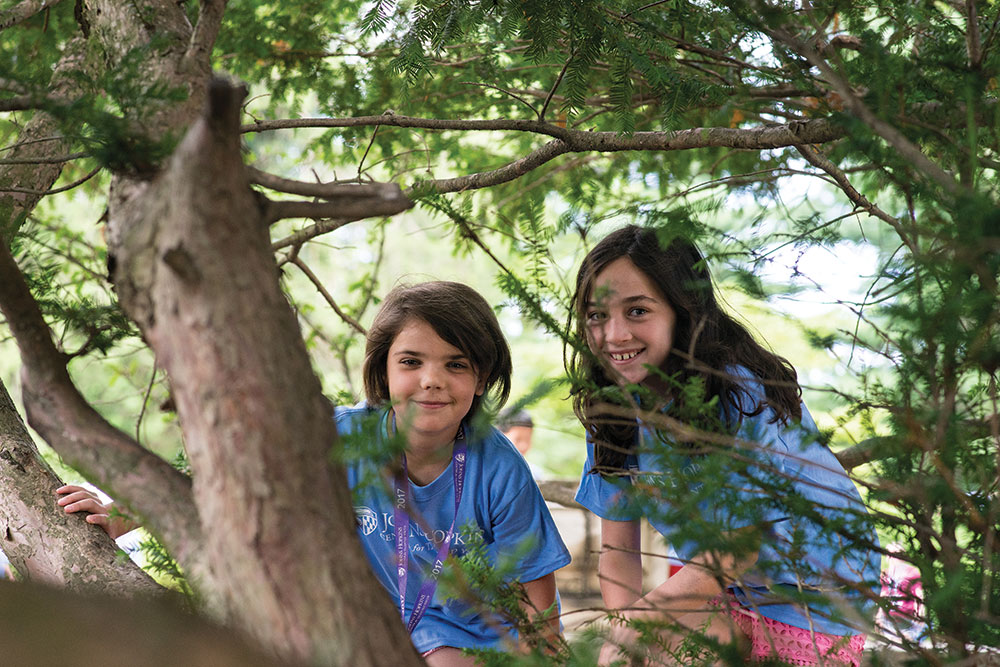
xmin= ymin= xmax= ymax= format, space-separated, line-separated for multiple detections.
xmin=248 ymin=166 xmax=405 ymax=200
xmin=0 ymin=0 xmax=63 ymax=31
xmin=0 ymin=241 xmax=202 ymax=566
xmin=537 ymin=480 xmax=583 ymax=508
xmin=836 ymin=437 xmax=891 ymax=471
xmin=411 ymin=119 xmax=844 ymax=195
xmin=242 ymin=113 xmax=576 ymax=141
xmin=264 ymin=191 xmax=412 ymax=225
xmin=183 ymin=0 xmax=228 ymax=78
xmin=107 ymin=77 xmax=421 ymax=665
xmin=0 ymin=378 xmax=161 ymax=594
xmin=966 ymin=0 xmax=983 ymax=69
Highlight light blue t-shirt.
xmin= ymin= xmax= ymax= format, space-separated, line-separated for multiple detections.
xmin=575 ymin=368 xmax=880 ymax=635
xmin=337 ymin=405 xmax=572 ymax=654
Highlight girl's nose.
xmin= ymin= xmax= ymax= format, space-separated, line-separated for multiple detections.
xmin=604 ymin=315 xmax=631 ymax=344
xmin=421 ymin=366 xmax=443 ymax=389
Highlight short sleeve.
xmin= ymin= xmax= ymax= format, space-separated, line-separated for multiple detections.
xmin=488 ymin=462 xmax=571 ymax=583
xmin=574 ymin=435 xmax=643 ymax=522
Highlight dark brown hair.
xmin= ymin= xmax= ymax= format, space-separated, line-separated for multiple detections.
xmin=568 ymin=225 xmax=802 ymax=471
xmin=364 ymin=281 xmax=512 ymax=419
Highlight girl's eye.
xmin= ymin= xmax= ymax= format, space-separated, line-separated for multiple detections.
xmin=447 ymin=361 xmax=469 ymax=370
xmin=586 ymin=311 xmax=606 ymax=323
xmin=629 ymin=307 xmax=648 ymax=317
xmin=400 ymin=358 xmax=420 ymax=366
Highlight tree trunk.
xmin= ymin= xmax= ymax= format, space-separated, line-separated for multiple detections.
xmin=104 ymin=77 xmax=422 ymax=666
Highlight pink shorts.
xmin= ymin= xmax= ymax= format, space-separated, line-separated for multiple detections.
xmin=721 ymin=594 xmax=865 ymax=666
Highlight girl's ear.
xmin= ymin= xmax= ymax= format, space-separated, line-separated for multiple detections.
xmin=475 ymin=376 xmax=486 ymax=396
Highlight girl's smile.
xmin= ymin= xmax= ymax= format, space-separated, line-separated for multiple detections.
xmin=585 ymin=257 xmax=677 ymax=387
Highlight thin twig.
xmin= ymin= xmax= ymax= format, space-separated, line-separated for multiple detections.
xmin=136 ymin=363 xmax=157 ymax=445
xmin=290 ymin=257 xmax=366 ymax=335
xmin=0 ymin=165 xmax=100 ymax=196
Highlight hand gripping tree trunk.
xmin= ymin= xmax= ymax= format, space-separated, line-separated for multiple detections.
xmin=103 ymin=78 xmax=422 ymax=666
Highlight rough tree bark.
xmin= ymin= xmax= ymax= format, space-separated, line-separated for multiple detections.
xmin=0 ymin=380 xmax=160 ymax=593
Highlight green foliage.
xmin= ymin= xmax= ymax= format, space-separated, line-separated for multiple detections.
xmin=443 ymin=528 xmax=567 ymax=660
xmin=134 ymin=532 xmax=196 ymax=601
xmin=13 ymin=219 xmax=136 ymax=357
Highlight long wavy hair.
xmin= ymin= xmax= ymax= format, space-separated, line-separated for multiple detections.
xmin=567 ymin=225 xmax=802 ymax=473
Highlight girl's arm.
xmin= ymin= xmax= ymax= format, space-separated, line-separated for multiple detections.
xmin=632 ymin=529 xmax=759 ymax=619
xmin=599 ymin=518 xmax=643 ymax=609
xmin=598 ymin=537 xmax=758 ymax=666
xmin=520 ymin=572 xmax=560 ymax=650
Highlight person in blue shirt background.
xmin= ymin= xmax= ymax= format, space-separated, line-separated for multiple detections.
xmin=568 ymin=225 xmax=880 ymax=666
xmin=343 ymin=281 xmax=570 ymax=666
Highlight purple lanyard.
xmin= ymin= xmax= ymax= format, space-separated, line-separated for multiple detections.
xmin=392 ymin=426 xmax=468 ymax=634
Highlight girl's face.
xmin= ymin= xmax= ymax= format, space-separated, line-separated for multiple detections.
xmin=584 ymin=257 xmax=677 ymax=387
xmin=386 ymin=318 xmax=484 ymax=448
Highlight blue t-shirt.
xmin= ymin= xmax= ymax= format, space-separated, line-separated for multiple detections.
xmin=575 ymin=368 xmax=880 ymax=635
xmin=337 ymin=405 xmax=572 ymax=653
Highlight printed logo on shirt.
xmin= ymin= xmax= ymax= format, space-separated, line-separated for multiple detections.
xmin=354 ymin=506 xmax=379 ymax=536
xmin=353 ymin=508 xmax=482 ymax=556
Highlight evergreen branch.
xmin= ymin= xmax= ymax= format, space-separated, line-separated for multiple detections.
xmin=624 ymin=0 xmax=672 ymax=17
xmin=242 ymin=114 xmax=576 ymax=141
xmin=493 ymin=154 xmax=603 ymax=210
xmin=0 ymin=0 xmax=62 ymax=31
xmin=539 ymin=55 xmax=574 ymax=121
xmin=289 ymin=257 xmax=366 ymax=336
xmin=271 ymin=218 xmax=380 ymax=251
xmin=247 ymin=166 xmax=405 ymax=201
xmin=793 ymin=144 xmax=911 ymax=243
xmin=412 ymin=140 xmax=571 ymax=195
xmin=765 ymin=25 xmax=965 ymax=197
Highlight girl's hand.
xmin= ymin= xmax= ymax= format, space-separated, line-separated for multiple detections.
xmin=56 ymin=485 xmax=136 ymax=540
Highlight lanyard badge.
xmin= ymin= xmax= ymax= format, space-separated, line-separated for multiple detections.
xmin=392 ymin=425 xmax=468 ymax=633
